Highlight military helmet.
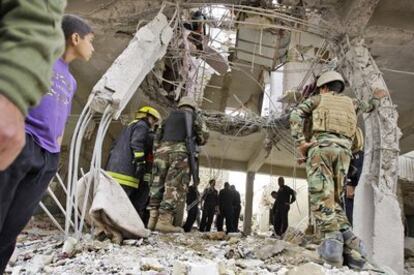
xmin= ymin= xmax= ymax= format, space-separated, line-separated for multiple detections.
xmin=178 ymin=96 xmax=197 ymax=109
xmin=316 ymin=71 xmax=345 ymax=92
xmin=135 ymin=106 xmax=161 ymax=120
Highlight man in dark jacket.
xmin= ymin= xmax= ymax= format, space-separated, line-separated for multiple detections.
xmin=272 ymin=177 xmax=296 ymax=237
xmin=183 ymin=185 xmax=199 ymax=232
xmin=217 ymin=182 xmax=235 ymax=233
xmin=106 ymin=106 xmax=161 ymax=225
xmin=199 ymin=179 xmax=218 ymax=232
xmin=231 ymin=185 xmax=241 ymax=232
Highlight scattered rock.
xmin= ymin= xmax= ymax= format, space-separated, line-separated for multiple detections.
xmin=203 ymin=231 xmax=229 ymax=241
xmin=283 ymin=227 xmax=305 ymax=245
xmin=305 ymin=244 xmax=319 ymax=251
xmin=228 ymin=237 xmax=240 ymax=245
xmin=237 ymin=245 xmax=245 ymax=258
xmin=405 ymin=237 xmax=414 ymax=257
xmin=236 ymin=259 xmax=264 ymax=269
xmin=225 ymin=249 xmax=235 ymax=259
xmin=287 ymin=262 xmax=324 ymax=275
xmin=62 ymin=237 xmax=78 ymax=257
xmin=187 ymin=260 xmax=219 ymax=275
xmin=9 ymin=216 xmax=389 ymax=275
xmin=255 ymin=240 xmax=286 ymax=260
xmin=123 ymin=239 xmax=144 ymax=246
xmin=172 ymin=261 xmax=187 ymax=275
xmin=26 ymin=254 xmax=54 ymax=273
xmin=11 ymin=266 xmax=22 ymax=275
xmin=140 ymin=257 xmax=164 ymax=272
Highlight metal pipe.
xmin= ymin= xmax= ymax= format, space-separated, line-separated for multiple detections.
xmin=39 ymin=202 xmax=64 ymax=233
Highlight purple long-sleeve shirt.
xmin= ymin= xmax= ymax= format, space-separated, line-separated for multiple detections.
xmin=25 ymin=58 xmax=77 ymax=153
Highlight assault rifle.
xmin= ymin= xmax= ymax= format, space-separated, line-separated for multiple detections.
xmin=184 ymin=112 xmax=200 ymax=185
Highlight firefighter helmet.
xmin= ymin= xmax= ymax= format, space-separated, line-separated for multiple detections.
xmin=135 ymin=106 xmax=161 ymax=120
xmin=316 ymin=71 xmax=345 ymax=92
xmin=178 ymin=96 xmax=197 ymax=109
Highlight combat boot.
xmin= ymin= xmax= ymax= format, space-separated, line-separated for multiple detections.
xmin=154 ymin=212 xmax=184 ymax=233
xmin=318 ymin=231 xmax=344 ymax=267
xmin=342 ymin=230 xmax=368 ymax=270
xmin=147 ymin=209 xmax=159 ymax=231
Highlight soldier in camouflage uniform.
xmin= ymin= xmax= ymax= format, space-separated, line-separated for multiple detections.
xmin=289 ymin=71 xmax=385 ymax=269
xmin=148 ymin=96 xmax=209 ymax=233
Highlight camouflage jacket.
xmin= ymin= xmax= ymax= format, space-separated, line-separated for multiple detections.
xmin=155 ymin=110 xmax=209 ymax=154
xmin=289 ymin=92 xmax=380 ymax=149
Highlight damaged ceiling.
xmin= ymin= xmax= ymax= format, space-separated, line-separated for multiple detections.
xmin=63 ymin=0 xmax=414 ymax=179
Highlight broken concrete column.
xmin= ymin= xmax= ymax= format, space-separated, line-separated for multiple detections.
xmin=243 ymin=172 xmax=255 ymax=235
xmin=335 ymin=38 xmax=403 ymax=274
xmin=90 ymin=13 xmax=173 ymax=119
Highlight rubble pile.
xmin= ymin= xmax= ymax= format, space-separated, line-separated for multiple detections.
xmin=5 ymin=217 xmax=388 ymax=274
xmin=404 ymin=237 xmax=414 ymax=274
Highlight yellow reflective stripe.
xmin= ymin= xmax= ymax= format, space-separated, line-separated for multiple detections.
xmin=134 ymin=152 xmax=144 ymax=158
xmin=107 ymin=171 xmax=139 ymax=189
xmin=128 ymin=119 xmax=139 ymax=126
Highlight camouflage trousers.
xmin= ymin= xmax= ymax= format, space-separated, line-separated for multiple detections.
xmin=306 ymin=143 xmax=352 ymax=236
xmin=148 ymin=151 xmax=190 ymax=214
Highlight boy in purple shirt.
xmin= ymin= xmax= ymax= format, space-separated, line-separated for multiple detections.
xmin=0 ymin=14 xmax=94 ymax=273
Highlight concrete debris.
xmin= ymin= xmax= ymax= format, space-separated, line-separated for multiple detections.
xmin=235 ymin=259 xmax=265 ymax=269
xmin=203 ymin=231 xmax=229 ymax=241
xmin=254 ymin=240 xmax=287 ymax=260
xmin=122 ymin=238 xmax=144 ymax=246
xmin=287 ymin=262 xmax=324 ymax=275
xmin=61 ymin=236 xmax=78 ymax=257
xmin=283 ymin=227 xmax=306 ymax=245
xmin=140 ymin=257 xmax=164 ymax=272
xmin=6 ymin=217 xmax=400 ymax=274
xmin=26 ymin=254 xmax=54 ymax=274
xmin=187 ymin=260 xmax=219 ymax=275
xmin=173 ymin=261 xmax=188 ymax=275
xmin=404 ymin=237 xmax=414 ymax=257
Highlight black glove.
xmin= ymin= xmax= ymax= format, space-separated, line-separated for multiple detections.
xmin=135 ymin=162 xmax=146 ymax=177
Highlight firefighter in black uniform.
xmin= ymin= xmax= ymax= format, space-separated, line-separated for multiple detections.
xmin=106 ymin=106 xmax=161 ymax=226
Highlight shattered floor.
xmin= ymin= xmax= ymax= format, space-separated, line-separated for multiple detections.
xmin=5 ymin=216 xmax=395 ymax=275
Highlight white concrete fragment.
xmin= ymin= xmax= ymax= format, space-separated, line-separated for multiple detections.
xmin=187 ymin=260 xmax=219 ymax=275
xmin=140 ymin=257 xmax=164 ymax=272
xmin=11 ymin=266 xmax=22 ymax=275
xmin=287 ymin=262 xmax=324 ymax=275
xmin=26 ymin=254 xmax=54 ymax=273
xmin=173 ymin=261 xmax=187 ymax=275
xmin=255 ymin=241 xmax=286 ymax=260
xmin=236 ymin=259 xmax=264 ymax=269
xmin=62 ymin=236 xmax=77 ymax=256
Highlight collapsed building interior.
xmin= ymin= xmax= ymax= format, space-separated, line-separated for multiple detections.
xmin=9 ymin=0 xmax=414 ymax=274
